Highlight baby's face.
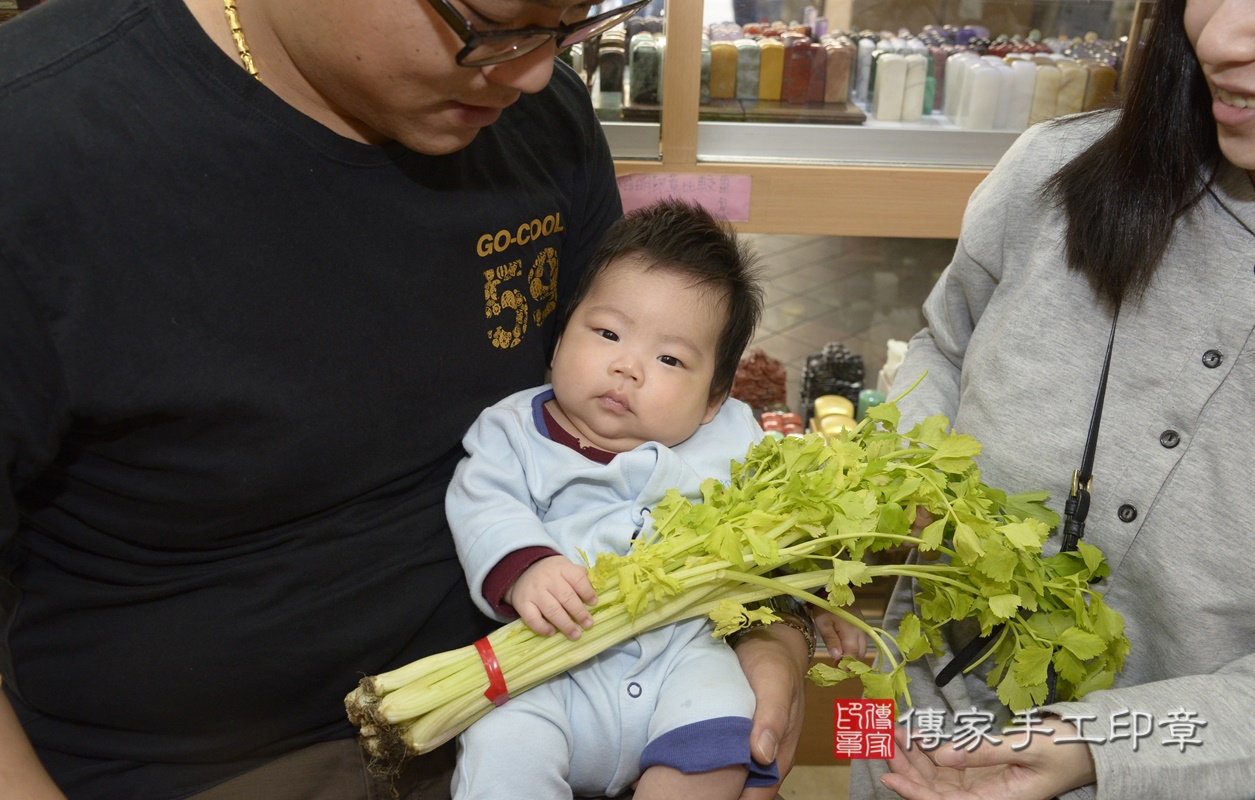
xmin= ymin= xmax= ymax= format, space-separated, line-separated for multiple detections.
xmin=549 ymin=258 xmax=726 ymax=452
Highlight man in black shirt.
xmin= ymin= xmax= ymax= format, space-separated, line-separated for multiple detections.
xmin=0 ymin=1 xmax=813 ymax=797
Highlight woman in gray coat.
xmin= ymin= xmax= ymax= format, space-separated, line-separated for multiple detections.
xmin=857 ymin=0 xmax=1255 ymax=797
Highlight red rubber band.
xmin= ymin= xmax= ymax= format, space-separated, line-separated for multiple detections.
xmin=474 ymin=637 xmax=509 ymax=707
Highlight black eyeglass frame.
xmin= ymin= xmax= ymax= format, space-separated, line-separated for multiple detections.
xmin=427 ymin=0 xmax=651 ymax=67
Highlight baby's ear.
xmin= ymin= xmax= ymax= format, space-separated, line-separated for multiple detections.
xmin=701 ymin=393 xmax=726 ymax=425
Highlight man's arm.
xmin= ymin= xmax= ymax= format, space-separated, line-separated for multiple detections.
xmin=0 ymin=255 xmax=72 ymax=800
xmin=731 ymin=619 xmax=812 ymax=800
xmin=0 ymin=692 xmax=66 ymax=799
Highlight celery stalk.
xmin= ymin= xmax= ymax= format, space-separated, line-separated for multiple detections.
xmin=346 ymin=400 xmax=1130 ymax=771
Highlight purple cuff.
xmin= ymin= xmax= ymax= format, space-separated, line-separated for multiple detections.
xmin=640 ymin=716 xmax=779 ymax=788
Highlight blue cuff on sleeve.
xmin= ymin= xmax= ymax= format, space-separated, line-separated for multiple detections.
xmin=639 ymin=716 xmax=779 ymax=788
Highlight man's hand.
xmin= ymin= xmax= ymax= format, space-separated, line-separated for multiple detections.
xmin=880 ymin=719 xmax=1097 ymax=800
xmin=730 ymin=621 xmax=811 ymax=800
xmin=504 ymin=555 xmax=598 ymax=639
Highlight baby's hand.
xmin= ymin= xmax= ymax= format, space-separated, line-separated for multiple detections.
xmin=815 ymin=605 xmax=868 ymax=662
xmin=505 ymin=555 xmax=599 ymax=639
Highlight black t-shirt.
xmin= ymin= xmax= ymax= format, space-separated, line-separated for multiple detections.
xmin=0 ymin=0 xmax=622 ymax=796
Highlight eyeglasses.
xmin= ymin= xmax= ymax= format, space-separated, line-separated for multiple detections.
xmin=427 ymin=0 xmax=651 ymax=67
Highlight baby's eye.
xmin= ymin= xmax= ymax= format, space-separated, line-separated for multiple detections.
xmin=658 ymin=355 xmax=682 ymax=367
xmin=597 ymin=329 xmax=619 ymax=341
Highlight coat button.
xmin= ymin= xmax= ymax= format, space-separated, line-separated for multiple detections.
xmin=1202 ymin=350 xmax=1223 ymax=368
xmin=1159 ymin=430 xmax=1181 ymax=448
xmin=1117 ymin=504 xmax=1138 ymax=522
xmin=627 ymin=682 xmax=643 ymax=698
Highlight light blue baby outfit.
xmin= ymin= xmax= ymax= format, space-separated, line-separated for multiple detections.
xmin=446 ymin=387 xmax=777 ymax=799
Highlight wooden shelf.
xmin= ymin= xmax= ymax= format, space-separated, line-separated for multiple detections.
xmin=613 ymin=159 xmax=984 ymax=238
xmin=607 ymin=0 xmax=987 ymax=238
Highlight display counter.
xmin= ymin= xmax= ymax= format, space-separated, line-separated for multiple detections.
xmin=585 ymin=0 xmax=1155 ymax=237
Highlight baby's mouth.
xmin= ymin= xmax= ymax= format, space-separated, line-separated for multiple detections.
xmin=601 ymin=392 xmax=629 ymax=412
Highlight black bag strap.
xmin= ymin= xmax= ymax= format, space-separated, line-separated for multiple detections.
xmin=935 ymin=312 xmax=1119 ymax=695
xmin=1060 ymin=312 xmax=1119 ymax=553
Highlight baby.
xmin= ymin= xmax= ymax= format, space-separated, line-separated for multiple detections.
xmin=447 ymin=199 xmax=859 ymax=799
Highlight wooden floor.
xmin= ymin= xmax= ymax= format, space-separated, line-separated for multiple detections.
xmin=780 ymin=764 xmax=850 ymax=800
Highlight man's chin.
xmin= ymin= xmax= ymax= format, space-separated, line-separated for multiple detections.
xmin=394 ymin=124 xmax=483 ymax=156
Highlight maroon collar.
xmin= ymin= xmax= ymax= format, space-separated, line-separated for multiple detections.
xmin=541 ymin=402 xmax=616 ymax=465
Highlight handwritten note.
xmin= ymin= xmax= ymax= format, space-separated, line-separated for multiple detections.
xmin=616 ymin=173 xmax=752 ymax=222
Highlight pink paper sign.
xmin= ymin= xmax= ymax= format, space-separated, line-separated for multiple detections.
xmin=616 ymin=173 xmax=752 ymax=222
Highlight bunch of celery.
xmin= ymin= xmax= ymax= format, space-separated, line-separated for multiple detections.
xmin=345 ymin=398 xmax=1129 ymax=767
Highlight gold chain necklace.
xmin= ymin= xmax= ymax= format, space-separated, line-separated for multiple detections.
xmin=223 ymin=0 xmax=262 ymax=82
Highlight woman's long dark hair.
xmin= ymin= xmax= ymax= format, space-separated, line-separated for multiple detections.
xmin=1046 ymin=0 xmax=1222 ymax=310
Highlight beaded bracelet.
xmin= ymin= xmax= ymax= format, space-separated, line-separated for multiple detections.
xmin=724 ymin=611 xmax=817 ymax=661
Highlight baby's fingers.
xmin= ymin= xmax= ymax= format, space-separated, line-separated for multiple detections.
xmin=539 ymin=586 xmax=593 ymax=640
xmin=911 ymin=508 xmax=936 ymax=534
xmin=815 ymin=607 xmax=868 ymax=661
xmin=516 ymin=602 xmax=557 ymax=638
xmin=555 ymin=563 xmax=597 ymax=629
xmin=570 ymin=570 xmax=599 ymax=607
xmin=837 ymin=624 xmax=868 ymax=660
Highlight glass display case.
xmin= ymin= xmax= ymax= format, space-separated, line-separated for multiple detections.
xmin=574 ymin=0 xmax=1157 ymax=237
